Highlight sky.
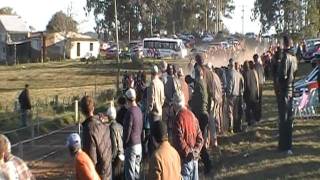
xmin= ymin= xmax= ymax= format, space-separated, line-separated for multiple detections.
xmin=0 ymin=0 xmax=260 ymax=34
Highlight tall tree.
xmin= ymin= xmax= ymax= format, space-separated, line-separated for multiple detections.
xmin=46 ymin=11 xmax=78 ymax=33
xmin=0 ymin=7 xmax=16 ymax=15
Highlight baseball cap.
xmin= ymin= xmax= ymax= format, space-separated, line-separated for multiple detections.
xmin=125 ymin=88 xmax=136 ymax=101
xmin=66 ymin=133 xmax=81 ymax=148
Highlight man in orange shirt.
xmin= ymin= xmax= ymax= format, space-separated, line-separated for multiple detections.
xmin=66 ymin=133 xmax=100 ymax=180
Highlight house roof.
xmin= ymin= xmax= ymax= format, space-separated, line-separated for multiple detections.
xmin=0 ymin=15 xmax=30 ymax=32
xmin=45 ymin=32 xmax=98 ymax=47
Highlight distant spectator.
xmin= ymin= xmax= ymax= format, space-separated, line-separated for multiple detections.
xmin=253 ymin=54 xmax=264 ymax=122
xmin=149 ymin=121 xmax=181 ymax=180
xmin=116 ymin=96 xmax=127 ymax=126
xmin=123 ymin=88 xmax=143 ymax=180
xmin=80 ymin=96 xmax=112 ymax=180
xmin=18 ymin=84 xmax=32 ymax=127
xmin=66 ymin=133 xmax=100 ymax=180
xmin=106 ymin=104 xmax=124 ymax=180
xmin=0 ymin=134 xmax=34 ymax=180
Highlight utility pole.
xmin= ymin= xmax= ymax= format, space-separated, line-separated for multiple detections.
xmin=242 ymin=5 xmax=244 ymax=34
xmin=205 ymin=0 xmax=208 ymax=32
xmin=150 ymin=12 xmax=153 ymax=37
xmin=128 ymin=21 xmax=131 ymax=43
xmin=115 ymin=0 xmax=120 ymax=92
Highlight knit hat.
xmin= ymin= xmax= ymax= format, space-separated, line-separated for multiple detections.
xmin=151 ymin=65 xmax=159 ymax=74
xmin=66 ymin=133 xmax=81 ymax=149
xmin=125 ymin=88 xmax=136 ymax=101
xmin=173 ymin=91 xmax=185 ymax=108
xmin=106 ymin=103 xmax=117 ymax=120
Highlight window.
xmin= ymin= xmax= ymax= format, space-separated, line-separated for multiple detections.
xmin=77 ymin=43 xmax=80 ymax=56
xmin=90 ymin=43 xmax=93 ymax=51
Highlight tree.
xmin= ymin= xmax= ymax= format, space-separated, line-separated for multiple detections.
xmin=253 ymin=0 xmax=320 ymax=38
xmin=0 ymin=7 xmax=16 ymax=15
xmin=46 ymin=11 xmax=78 ymax=33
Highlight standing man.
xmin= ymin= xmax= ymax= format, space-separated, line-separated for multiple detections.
xmin=177 ymin=68 xmax=190 ymax=106
xmin=278 ymin=36 xmax=297 ymax=155
xmin=172 ymin=92 xmax=203 ymax=180
xmin=226 ymin=59 xmax=244 ymax=133
xmin=242 ymin=61 xmax=259 ymax=126
xmin=149 ymin=121 xmax=181 ymax=180
xmin=66 ymin=133 xmax=101 ymax=180
xmin=80 ymin=96 xmax=112 ymax=180
xmin=123 ymin=88 xmax=143 ymax=180
xmin=190 ymin=65 xmax=212 ymax=174
xmin=18 ymin=84 xmax=32 ymax=127
xmin=253 ymin=54 xmax=265 ymax=121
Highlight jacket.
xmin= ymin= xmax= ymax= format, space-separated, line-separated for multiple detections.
xmin=190 ymin=79 xmax=208 ymax=113
xmin=82 ymin=116 xmax=112 ymax=179
xmin=278 ymin=50 xmax=297 ymax=97
xmin=116 ymin=106 xmax=127 ymax=126
xmin=243 ymin=70 xmax=259 ymax=102
xmin=173 ymin=107 xmax=204 ymax=160
xmin=123 ymin=106 xmax=143 ymax=148
xmin=75 ymin=150 xmax=101 ymax=180
xmin=254 ymin=62 xmax=265 ymax=84
xmin=212 ymin=71 xmax=223 ymax=104
xmin=110 ymin=120 xmax=124 ymax=161
xmin=164 ymin=75 xmax=180 ymax=105
xmin=18 ymin=89 xmax=31 ymax=110
xmin=148 ymin=77 xmax=165 ymax=116
xmin=226 ymin=69 xmax=244 ymax=97
xmin=149 ymin=141 xmax=182 ymax=180
xmin=179 ymin=77 xmax=190 ymax=106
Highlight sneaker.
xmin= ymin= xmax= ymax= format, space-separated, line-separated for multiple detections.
xmin=287 ymin=150 xmax=293 ymax=155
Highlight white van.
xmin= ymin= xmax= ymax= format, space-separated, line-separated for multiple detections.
xmin=143 ymin=37 xmax=188 ymax=59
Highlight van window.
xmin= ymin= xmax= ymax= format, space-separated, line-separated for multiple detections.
xmin=90 ymin=43 xmax=93 ymax=51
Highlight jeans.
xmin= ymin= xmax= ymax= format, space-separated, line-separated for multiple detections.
xmin=20 ymin=109 xmax=31 ymax=127
xmin=124 ymin=144 xmax=142 ymax=180
xmin=181 ymin=160 xmax=199 ymax=180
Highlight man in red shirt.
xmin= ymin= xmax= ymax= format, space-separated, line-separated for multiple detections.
xmin=172 ymin=92 xmax=204 ymax=180
xmin=66 ymin=133 xmax=100 ymax=180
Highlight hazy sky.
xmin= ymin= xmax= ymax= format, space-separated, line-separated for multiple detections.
xmin=0 ymin=0 xmax=260 ymax=34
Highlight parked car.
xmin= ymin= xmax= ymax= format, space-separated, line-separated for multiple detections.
xmin=302 ymin=42 xmax=320 ymax=61
xmin=293 ymin=66 xmax=319 ymax=97
xmin=202 ymin=34 xmax=214 ymax=43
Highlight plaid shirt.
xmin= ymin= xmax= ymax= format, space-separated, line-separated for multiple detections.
xmin=5 ymin=155 xmax=34 ymax=180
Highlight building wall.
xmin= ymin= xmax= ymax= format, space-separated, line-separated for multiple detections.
xmin=69 ymin=41 xmax=100 ymax=60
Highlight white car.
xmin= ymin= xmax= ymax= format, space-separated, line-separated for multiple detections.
xmin=202 ymin=35 xmax=214 ymax=43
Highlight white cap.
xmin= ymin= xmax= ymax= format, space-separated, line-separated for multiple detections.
xmin=125 ymin=88 xmax=136 ymax=101
xmin=178 ymin=68 xmax=184 ymax=77
xmin=151 ymin=65 xmax=159 ymax=73
xmin=106 ymin=105 xmax=117 ymax=120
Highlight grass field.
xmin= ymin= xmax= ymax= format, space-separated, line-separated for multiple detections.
xmin=0 ymin=59 xmax=319 ymax=179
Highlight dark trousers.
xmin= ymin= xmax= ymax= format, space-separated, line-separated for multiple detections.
xmin=193 ymin=111 xmax=212 ymax=172
xmin=245 ymin=100 xmax=259 ymax=126
xmin=234 ymin=96 xmax=243 ymax=132
xmin=257 ymin=84 xmax=263 ymax=121
xmin=144 ymin=114 xmax=162 ymax=158
xmin=278 ymin=95 xmax=293 ymax=151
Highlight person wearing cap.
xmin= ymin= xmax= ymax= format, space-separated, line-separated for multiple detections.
xmin=147 ymin=65 xmax=165 ymax=123
xmin=123 ymin=88 xmax=143 ymax=180
xmin=18 ymin=84 xmax=32 ymax=127
xmin=0 ymin=134 xmax=34 ymax=180
xmin=106 ymin=103 xmax=124 ymax=180
xmin=277 ymin=35 xmax=297 ymax=155
xmin=253 ymin=54 xmax=265 ymax=122
xmin=66 ymin=133 xmax=100 ymax=180
xmin=226 ymin=59 xmax=244 ymax=133
xmin=149 ymin=121 xmax=181 ymax=180
xmin=80 ymin=96 xmax=112 ymax=180
xmin=172 ymin=92 xmax=203 ymax=180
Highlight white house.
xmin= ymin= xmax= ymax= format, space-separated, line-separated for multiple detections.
xmin=46 ymin=32 xmax=100 ymax=60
